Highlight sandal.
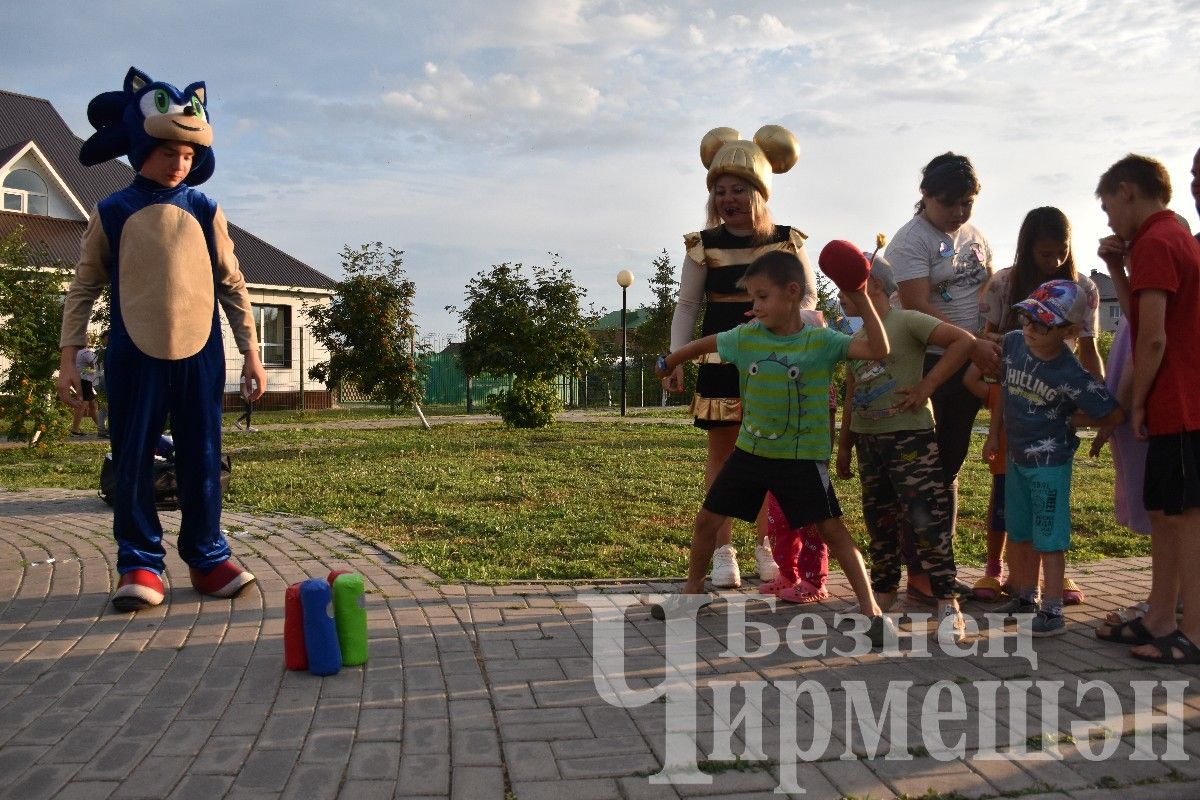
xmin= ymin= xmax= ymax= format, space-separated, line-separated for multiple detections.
xmin=972 ymin=575 xmax=1004 ymax=602
xmin=1095 ymin=616 xmax=1155 ymax=645
xmin=778 ymin=580 xmax=829 ymax=605
xmin=1132 ymin=629 xmax=1200 ymax=665
xmin=1062 ymin=577 xmax=1085 ymax=606
xmin=1105 ymin=601 xmax=1150 ymax=626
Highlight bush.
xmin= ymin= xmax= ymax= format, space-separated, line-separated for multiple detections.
xmin=487 ymin=377 xmax=563 ymax=428
xmin=0 ymin=230 xmax=72 ymax=446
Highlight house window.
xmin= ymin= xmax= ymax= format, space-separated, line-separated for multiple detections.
xmin=253 ymin=304 xmax=290 ymax=367
xmin=2 ymin=169 xmax=48 ymax=215
xmin=1108 ymin=305 xmax=1122 ymax=320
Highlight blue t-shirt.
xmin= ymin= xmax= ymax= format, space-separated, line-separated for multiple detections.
xmin=716 ymin=321 xmax=851 ymax=460
xmin=1001 ymin=330 xmax=1117 ymax=467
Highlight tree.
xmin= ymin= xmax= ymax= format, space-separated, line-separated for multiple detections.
xmin=624 ymin=249 xmax=679 ymax=407
xmin=630 ymin=249 xmax=676 ymax=357
xmin=306 ymin=242 xmax=426 ymax=413
xmin=450 ymin=256 xmax=595 ymax=427
xmin=0 ymin=230 xmax=72 ymax=445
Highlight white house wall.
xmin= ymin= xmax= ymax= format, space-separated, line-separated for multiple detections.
xmin=4 ymin=152 xmax=86 ymax=221
xmin=220 ymin=288 xmax=333 ymax=395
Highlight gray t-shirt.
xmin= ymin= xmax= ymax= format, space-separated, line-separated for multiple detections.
xmin=886 ymin=214 xmax=992 ymax=343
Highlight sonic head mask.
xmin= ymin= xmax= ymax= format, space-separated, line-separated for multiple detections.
xmin=80 ymin=66 xmax=214 ymax=186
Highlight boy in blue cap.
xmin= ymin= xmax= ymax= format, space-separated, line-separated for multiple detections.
xmin=984 ymin=279 xmax=1123 ymax=636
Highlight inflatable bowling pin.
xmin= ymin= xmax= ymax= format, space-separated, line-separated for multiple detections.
xmin=283 ymin=582 xmax=307 ymax=671
xmin=331 ymin=572 xmax=368 ymax=666
xmin=300 ymin=578 xmax=341 ymax=676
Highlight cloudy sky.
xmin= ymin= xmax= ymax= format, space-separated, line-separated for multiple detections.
xmin=5 ymin=1 xmax=1200 ymax=340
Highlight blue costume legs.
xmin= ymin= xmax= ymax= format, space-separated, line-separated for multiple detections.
xmin=106 ymin=332 xmax=230 ymax=574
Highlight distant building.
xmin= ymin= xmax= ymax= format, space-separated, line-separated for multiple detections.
xmin=1089 ymin=269 xmax=1122 ymax=333
xmin=589 ymin=307 xmax=649 ymax=352
xmin=0 ymin=89 xmax=337 ymax=407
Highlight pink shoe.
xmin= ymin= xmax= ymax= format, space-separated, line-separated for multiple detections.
xmin=778 ymin=580 xmax=829 ymax=605
xmin=758 ymin=576 xmax=795 ymax=595
xmin=190 ymin=560 xmax=256 ymax=598
xmin=112 ymin=569 xmax=165 ymax=612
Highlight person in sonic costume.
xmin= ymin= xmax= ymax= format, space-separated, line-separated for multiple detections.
xmin=57 ymin=67 xmax=266 ymax=612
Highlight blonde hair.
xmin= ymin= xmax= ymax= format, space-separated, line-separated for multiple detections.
xmin=706 ymin=182 xmax=775 ymax=244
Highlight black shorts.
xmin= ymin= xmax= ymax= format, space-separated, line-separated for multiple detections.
xmin=81 ymin=380 xmax=95 ymax=401
xmin=1144 ymin=431 xmax=1200 ymax=516
xmin=702 ymin=448 xmax=842 ymax=527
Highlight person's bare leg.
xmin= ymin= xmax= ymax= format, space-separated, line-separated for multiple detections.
xmin=1006 ymin=541 xmax=1039 ymax=595
xmin=1130 ymin=510 xmax=1200 ymax=659
xmin=685 ymin=509 xmax=726 ymax=594
xmin=1041 ymin=551 xmax=1065 ymax=606
xmin=814 ymin=517 xmax=881 ymax=616
xmin=706 ymin=427 xmax=738 ymax=548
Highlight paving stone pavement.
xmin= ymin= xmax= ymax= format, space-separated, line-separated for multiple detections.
xmin=2 ymin=488 xmax=1198 ymax=800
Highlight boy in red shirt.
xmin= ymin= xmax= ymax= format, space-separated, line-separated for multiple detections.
xmin=1094 ymin=154 xmax=1200 ymax=663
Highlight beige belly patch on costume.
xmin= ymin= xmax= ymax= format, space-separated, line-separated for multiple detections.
xmin=119 ymin=204 xmax=215 ymax=360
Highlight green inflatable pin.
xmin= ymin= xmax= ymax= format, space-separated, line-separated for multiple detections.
xmin=329 ymin=572 xmax=368 ymax=665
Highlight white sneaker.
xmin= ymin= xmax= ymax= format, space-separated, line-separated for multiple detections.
xmin=755 ymin=543 xmax=779 ymax=582
xmin=710 ymin=544 xmax=741 ymax=589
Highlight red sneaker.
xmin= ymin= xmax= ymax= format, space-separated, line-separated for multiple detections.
xmin=190 ymin=560 xmax=256 ymax=598
xmin=112 ymin=569 xmax=165 ymax=612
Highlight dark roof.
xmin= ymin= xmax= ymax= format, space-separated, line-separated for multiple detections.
xmin=0 ymin=89 xmax=335 ymax=291
xmin=1089 ymin=269 xmax=1117 ymax=301
xmin=0 ymin=140 xmax=31 ymax=168
xmin=590 ymin=307 xmax=649 ymax=330
xmin=0 ymin=209 xmax=83 ymax=265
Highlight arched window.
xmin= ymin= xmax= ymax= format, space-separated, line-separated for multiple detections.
xmin=2 ymin=169 xmax=49 ymax=215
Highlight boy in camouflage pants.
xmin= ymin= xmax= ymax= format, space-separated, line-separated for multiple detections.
xmin=835 ymin=256 xmax=976 ymax=641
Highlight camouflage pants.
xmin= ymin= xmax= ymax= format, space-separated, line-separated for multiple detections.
xmin=854 ymin=429 xmax=957 ymax=598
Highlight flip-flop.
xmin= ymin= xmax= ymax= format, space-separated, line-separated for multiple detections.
xmin=1095 ymin=616 xmax=1155 ymax=645
xmin=1132 ymin=629 xmax=1200 ymax=665
xmin=972 ymin=575 xmax=1004 ymax=602
xmin=1062 ymin=577 xmax=1085 ymax=606
xmin=778 ymin=580 xmax=829 ymax=605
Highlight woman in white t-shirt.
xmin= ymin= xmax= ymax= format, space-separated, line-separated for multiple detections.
xmin=884 ymin=152 xmax=999 ymax=602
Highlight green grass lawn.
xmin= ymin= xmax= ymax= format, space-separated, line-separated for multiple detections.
xmin=221 ymin=403 xmax=479 ymax=426
xmin=0 ymin=421 xmax=1141 ymax=582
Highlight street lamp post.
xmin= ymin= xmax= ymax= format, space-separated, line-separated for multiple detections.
xmin=616 ymin=270 xmax=634 ymax=416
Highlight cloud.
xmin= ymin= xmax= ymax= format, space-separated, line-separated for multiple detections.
xmin=10 ymin=0 xmax=1200 ymax=340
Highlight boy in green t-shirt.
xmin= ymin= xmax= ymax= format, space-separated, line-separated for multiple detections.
xmin=654 ymin=249 xmax=894 ymax=644
xmin=834 ymin=256 xmax=975 ymax=642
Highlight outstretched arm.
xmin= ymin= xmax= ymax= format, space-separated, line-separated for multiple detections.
xmin=655 ymin=335 xmax=719 ymax=378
